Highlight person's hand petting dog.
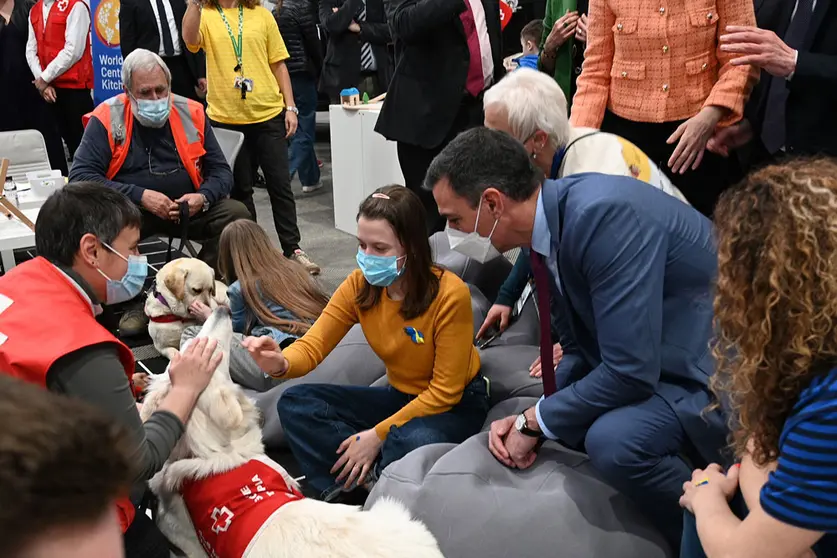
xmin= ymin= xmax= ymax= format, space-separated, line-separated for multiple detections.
xmin=168 ymin=337 xmax=222 ymax=396
xmin=242 ymin=335 xmax=289 ymax=378
xmin=332 ymin=429 xmax=383 ymax=490
xmin=529 ymin=342 xmax=563 ymax=378
xmin=189 ymin=301 xmax=213 ymax=321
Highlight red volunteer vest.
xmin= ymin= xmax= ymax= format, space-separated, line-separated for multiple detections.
xmin=29 ymin=0 xmax=93 ymax=89
xmin=0 ymin=256 xmax=137 ymax=531
xmin=181 ymin=457 xmax=304 ymax=558
xmin=83 ymin=93 xmax=206 ymax=189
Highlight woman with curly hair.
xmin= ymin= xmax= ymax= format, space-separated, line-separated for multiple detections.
xmin=679 ymin=158 xmax=837 ymax=558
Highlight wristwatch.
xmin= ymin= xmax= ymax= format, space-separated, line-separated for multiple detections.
xmin=200 ymin=193 xmax=209 ymax=213
xmin=286 ymin=106 xmax=299 ymax=115
xmin=515 ymin=413 xmax=541 ymax=438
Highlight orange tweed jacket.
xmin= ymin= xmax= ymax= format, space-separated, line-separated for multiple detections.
xmin=570 ymin=0 xmax=759 ymax=128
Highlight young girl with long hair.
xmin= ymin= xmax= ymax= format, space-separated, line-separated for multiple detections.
xmin=679 ymin=159 xmax=837 ymax=558
xmin=187 ymin=219 xmax=328 ymax=390
xmin=243 ymin=185 xmax=490 ymax=503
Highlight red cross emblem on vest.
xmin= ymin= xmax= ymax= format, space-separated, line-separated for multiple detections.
xmin=210 ymin=506 xmax=234 ymax=534
xmin=56 ymin=0 xmax=69 ymax=11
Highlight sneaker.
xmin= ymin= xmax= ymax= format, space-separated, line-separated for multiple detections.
xmin=317 ymin=159 xmax=324 ymax=169
xmin=290 ymin=249 xmax=321 ymax=275
xmin=119 ymin=309 xmax=149 ymax=337
xmin=301 ymin=180 xmax=323 ymax=194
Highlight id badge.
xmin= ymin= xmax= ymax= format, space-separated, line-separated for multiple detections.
xmin=233 ymin=75 xmax=243 ymax=89
xmin=242 ymin=78 xmax=254 ymax=92
xmin=515 ymin=281 xmax=534 ymax=317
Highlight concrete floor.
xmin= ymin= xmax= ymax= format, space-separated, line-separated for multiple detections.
xmin=253 ymin=140 xmax=358 ymax=294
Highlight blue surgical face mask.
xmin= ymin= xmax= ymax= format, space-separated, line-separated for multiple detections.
xmin=97 ymin=242 xmax=149 ymax=305
xmin=133 ymin=96 xmax=171 ymax=128
xmin=356 ymin=250 xmax=406 ymax=287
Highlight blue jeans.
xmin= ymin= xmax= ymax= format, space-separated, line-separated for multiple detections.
xmin=278 ymin=375 xmax=490 ymax=496
xmin=288 ymin=73 xmax=320 ymax=187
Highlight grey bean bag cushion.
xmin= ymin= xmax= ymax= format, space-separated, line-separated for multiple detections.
xmin=484 ymin=296 xmax=541 ymax=347
xmin=477 ymin=345 xmax=542 ymax=405
xmin=366 ymin=433 xmax=672 ymax=558
xmin=430 ymin=231 xmax=512 ymax=302
xmin=243 ymin=324 xmax=387 ymax=450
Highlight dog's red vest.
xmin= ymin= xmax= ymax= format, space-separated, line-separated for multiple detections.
xmin=0 ymin=256 xmax=137 ymax=531
xmin=180 ymin=456 xmax=304 ymax=557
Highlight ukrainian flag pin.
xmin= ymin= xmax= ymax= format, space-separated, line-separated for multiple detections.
xmin=405 ymin=327 xmax=425 ymax=344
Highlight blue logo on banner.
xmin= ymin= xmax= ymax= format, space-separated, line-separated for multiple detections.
xmin=89 ymin=0 xmax=123 ymax=105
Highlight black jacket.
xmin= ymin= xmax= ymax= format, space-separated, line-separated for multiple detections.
xmin=375 ymin=0 xmax=504 ymax=149
xmin=318 ymin=0 xmax=392 ymax=97
xmin=119 ymin=0 xmax=205 ymax=83
xmin=747 ymin=0 xmax=837 ymax=157
xmin=276 ymin=0 xmax=323 ymax=77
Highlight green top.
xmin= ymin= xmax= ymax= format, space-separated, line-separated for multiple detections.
xmin=538 ymin=0 xmax=578 ymax=103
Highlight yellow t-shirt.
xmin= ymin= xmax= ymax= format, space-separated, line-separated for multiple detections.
xmin=187 ymin=5 xmax=289 ymax=125
xmin=283 ymin=268 xmax=482 ymax=440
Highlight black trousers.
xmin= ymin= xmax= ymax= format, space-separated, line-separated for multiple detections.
xmin=162 ymin=54 xmax=200 ymax=102
xmin=123 ymin=506 xmax=169 ymax=558
xmin=52 ymin=87 xmax=93 ymax=160
xmin=600 ymin=110 xmax=739 ymax=218
xmin=210 ymin=112 xmax=301 ymax=256
xmin=396 ymin=94 xmax=485 ymax=234
xmin=140 ymin=198 xmax=251 ymax=273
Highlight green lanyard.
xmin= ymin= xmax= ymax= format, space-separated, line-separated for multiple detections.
xmin=217 ymin=5 xmax=244 ymax=73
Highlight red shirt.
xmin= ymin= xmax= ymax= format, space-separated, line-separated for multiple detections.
xmin=180 ymin=457 xmax=304 ymax=558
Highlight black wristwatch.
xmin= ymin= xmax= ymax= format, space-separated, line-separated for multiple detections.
xmin=515 ymin=413 xmax=541 ymax=438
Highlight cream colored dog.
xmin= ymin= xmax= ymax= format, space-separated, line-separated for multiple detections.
xmin=145 ymin=258 xmax=228 ymax=360
xmin=141 ymin=308 xmax=444 ymax=558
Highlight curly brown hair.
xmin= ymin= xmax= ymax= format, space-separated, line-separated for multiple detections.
xmin=712 ymin=157 xmax=837 ymax=466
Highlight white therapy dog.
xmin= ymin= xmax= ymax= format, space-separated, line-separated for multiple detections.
xmin=145 ymin=258 xmax=228 ymax=360
xmin=140 ymin=307 xmax=444 ymax=558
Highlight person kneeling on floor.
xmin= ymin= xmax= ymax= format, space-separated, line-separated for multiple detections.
xmin=243 ymin=186 xmax=490 ymax=504
xmin=70 ymin=48 xmax=249 ymax=276
xmin=0 ymin=183 xmax=222 ymax=558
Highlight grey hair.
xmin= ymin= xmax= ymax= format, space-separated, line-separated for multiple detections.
xmin=121 ymin=48 xmax=172 ymax=92
xmin=483 ymin=68 xmax=571 ymax=149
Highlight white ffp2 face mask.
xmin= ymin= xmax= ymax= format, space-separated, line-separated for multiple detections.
xmin=446 ymin=197 xmax=502 ymax=264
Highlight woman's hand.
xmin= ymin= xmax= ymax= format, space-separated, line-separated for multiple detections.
xmin=168 ymin=337 xmax=222 ymax=395
xmin=544 ymin=11 xmax=579 ymax=54
xmin=189 ymin=300 xmax=212 ymax=321
xmin=331 ymin=429 xmax=384 ymax=490
xmin=666 ymin=106 xmax=726 ymax=174
xmin=241 ymin=335 xmax=289 ymax=378
xmin=575 ymin=13 xmax=588 ymax=43
xmin=285 ymin=110 xmax=298 ymax=138
xmin=679 ymin=463 xmax=740 ymax=514
xmin=529 ymin=342 xmax=563 ymax=378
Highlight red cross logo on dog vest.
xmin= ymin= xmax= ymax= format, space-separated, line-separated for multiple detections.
xmin=181 ymin=457 xmax=304 ymax=557
xmin=211 ymin=506 xmax=234 ymax=534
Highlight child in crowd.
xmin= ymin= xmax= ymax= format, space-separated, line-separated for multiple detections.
xmin=679 ymin=159 xmax=837 ymax=558
xmin=190 ymin=219 xmax=328 ymax=349
xmin=517 ymin=20 xmax=543 ymax=70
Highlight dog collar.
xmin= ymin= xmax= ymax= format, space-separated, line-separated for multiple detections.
xmin=153 ymin=288 xmax=170 ymax=308
xmin=149 ymin=314 xmax=195 ymax=324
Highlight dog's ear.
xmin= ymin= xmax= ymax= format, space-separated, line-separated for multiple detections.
xmin=164 ymin=267 xmax=189 ymax=300
xmin=204 ymin=385 xmax=245 ymax=431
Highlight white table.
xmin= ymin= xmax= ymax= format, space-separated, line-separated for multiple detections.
xmin=12 ymin=184 xmax=52 ymax=210
xmin=329 ymin=104 xmax=405 ymax=235
xmin=0 ymin=207 xmax=39 ymax=272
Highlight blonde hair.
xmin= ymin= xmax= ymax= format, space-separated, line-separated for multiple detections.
xmin=712 ymin=157 xmax=837 ymax=465
xmin=218 ymin=220 xmax=328 ymax=335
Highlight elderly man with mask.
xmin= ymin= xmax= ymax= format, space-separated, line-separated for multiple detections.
xmin=71 ymin=48 xmax=248 ymax=274
xmin=428 ymin=126 xmax=726 ymax=550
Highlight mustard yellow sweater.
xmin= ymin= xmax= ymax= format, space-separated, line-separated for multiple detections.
xmin=283 ymin=268 xmax=481 ymax=439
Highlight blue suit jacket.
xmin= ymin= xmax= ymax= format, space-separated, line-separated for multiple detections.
xmin=538 ymin=174 xmax=728 ymax=465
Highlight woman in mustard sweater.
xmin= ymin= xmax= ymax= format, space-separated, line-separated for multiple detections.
xmin=243 ymin=185 xmax=489 ymax=502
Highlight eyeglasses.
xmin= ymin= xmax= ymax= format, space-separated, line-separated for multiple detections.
xmin=147 ymin=141 xmax=183 ymax=177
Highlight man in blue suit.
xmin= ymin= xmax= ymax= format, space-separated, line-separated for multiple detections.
xmin=426 ymin=127 xmax=727 ymax=549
